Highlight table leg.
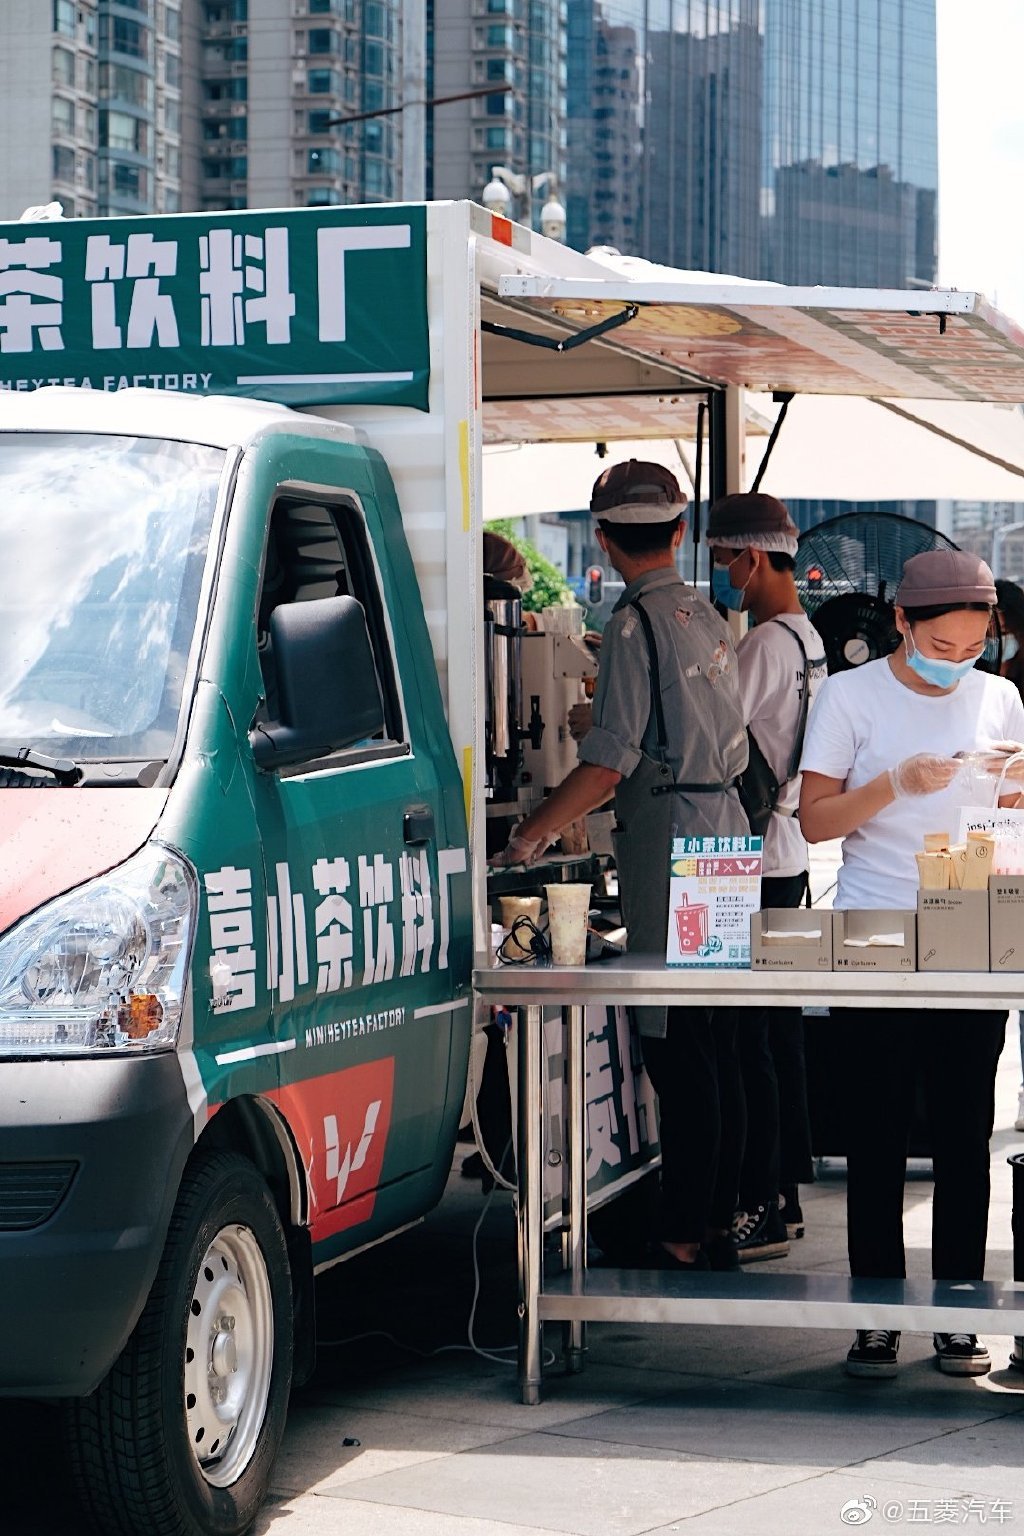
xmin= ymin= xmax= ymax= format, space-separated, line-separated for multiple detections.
xmin=518 ymin=1002 xmax=544 ymax=1405
xmin=565 ymin=1002 xmax=587 ymax=1374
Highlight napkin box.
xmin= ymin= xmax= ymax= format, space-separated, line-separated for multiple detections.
xmin=750 ymin=909 xmax=832 ymax=971
xmin=831 ymin=911 xmax=916 ymax=972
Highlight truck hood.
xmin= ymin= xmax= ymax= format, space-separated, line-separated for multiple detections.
xmin=0 ymin=790 xmax=169 ymax=936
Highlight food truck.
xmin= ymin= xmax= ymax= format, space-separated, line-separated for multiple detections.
xmin=2 ymin=199 xmax=1024 ymax=1533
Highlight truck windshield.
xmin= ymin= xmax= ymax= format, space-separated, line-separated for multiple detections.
xmin=0 ymin=432 xmax=224 ymax=767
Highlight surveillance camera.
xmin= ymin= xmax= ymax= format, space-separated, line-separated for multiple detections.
xmin=540 ymin=197 xmax=566 ymax=242
xmin=482 ymin=177 xmax=512 ymax=215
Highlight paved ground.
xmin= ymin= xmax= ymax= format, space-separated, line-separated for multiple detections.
xmin=256 ymin=1027 xmax=1024 ymax=1536
xmin=7 ymin=1016 xmax=1024 ymax=1536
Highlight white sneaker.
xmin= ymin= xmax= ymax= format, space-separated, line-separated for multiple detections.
xmin=1015 ymin=1090 xmax=1024 ymax=1132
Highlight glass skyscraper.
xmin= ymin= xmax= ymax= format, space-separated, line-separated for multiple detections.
xmin=565 ymin=0 xmax=938 ymax=287
xmin=763 ymin=0 xmax=938 ymax=286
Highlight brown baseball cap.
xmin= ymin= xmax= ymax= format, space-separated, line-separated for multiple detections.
xmin=895 ymin=548 xmax=997 ymax=609
xmin=590 ymin=459 xmax=688 ymax=524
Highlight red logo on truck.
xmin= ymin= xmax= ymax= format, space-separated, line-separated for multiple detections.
xmin=269 ymin=1059 xmax=394 ymax=1243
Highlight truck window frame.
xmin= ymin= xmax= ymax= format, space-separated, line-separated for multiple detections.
xmin=255 ymin=485 xmax=409 ymax=775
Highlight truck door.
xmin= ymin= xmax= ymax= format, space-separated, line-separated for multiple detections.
xmin=249 ymin=486 xmax=467 ymax=1258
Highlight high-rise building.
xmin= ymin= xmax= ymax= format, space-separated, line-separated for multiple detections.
xmin=763 ymin=0 xmax=938 ymax=287
xmin=99 ymin=0 xmax=184 ymax=216
xmin=646 ymin=3 xmax=762 ymax=275
xmin=197 ymin=0 xmax=403 ymax=213
xmin=0 ymin=1 xmax=186 ymax=223
xmin=565 ymin=0 xmax=937 ymax=288
xmin=566 ymin=6 xmax=640 ymax=252
xmin=429 ymin=0 xmax=566 ymax=225
xmin=0 ymin=0 xmax=404 ymax=222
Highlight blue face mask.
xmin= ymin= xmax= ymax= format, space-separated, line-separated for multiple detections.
xmin=712 ymin=552 xmax=750 ymax=612
xmin=905 ymin=628 xmax=983 ymax=689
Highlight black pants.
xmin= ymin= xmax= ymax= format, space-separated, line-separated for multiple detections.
xmin=641 ymin=1006 xmax=743 ymax=1243
xmin=840 ymin=1007 xmax=1006 ymax=1280
xmin=736 ymin=872 xmax=815 ymax=1209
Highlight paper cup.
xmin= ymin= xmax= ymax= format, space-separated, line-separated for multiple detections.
xmin=545 ymin=883 xmax=591 ymax=966
xmin=498 ymin=896 xmax=543 ymax=959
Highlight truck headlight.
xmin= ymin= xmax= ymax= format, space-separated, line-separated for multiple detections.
xmin=0 ymin=845 xmax=196 ymax=1055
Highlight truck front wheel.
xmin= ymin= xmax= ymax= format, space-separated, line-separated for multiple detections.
xmin=67 ymin=1150 xmax=294 ymax=1536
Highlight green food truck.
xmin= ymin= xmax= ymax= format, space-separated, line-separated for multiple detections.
xmin=2 ymin=198 xmax=1024 ymax=1536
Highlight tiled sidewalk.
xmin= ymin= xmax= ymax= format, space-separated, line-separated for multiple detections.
xmin=258 ymin=1019 xmax=1024 ymax=1536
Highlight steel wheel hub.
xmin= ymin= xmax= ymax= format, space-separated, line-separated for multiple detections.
xmin=183 ymin=1224 xmax=274 ymax=1488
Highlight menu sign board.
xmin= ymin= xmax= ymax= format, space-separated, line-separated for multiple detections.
xmin=666 ymin=835 xmax=763 ymax=968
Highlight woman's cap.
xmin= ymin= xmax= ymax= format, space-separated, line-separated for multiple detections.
xmin=896 ymin=548 xmax=997 ymax=609
xmin=590 ymin=459 xmax=688 ymax=524
xmin=483 ymin=530 xmax=532 ymax=590
xmin=705 ymin=492 xmax=799 ymax=558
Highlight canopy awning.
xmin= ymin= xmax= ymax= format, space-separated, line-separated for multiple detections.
xmin=492 ymin=277 xmax=1024 ymax=405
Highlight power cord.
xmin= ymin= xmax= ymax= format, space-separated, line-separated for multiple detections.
xmin=319 ymin=1137 xmax=555 ymax=1369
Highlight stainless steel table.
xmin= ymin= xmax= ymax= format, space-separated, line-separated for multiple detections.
xmin=473 ymin=956 xmax=1024 ymax=1404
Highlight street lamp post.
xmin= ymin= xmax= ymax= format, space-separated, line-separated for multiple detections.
xmin=481 ymin=165 xmax=566 ymax=241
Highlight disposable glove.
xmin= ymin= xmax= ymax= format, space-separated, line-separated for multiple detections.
xmin=981 ymin=742 xmax=1024 ymax=781
xmin=488 ymin=826 xmax=551 ymax=869
xmin=888 ymin=753 xmax=960 ymax=798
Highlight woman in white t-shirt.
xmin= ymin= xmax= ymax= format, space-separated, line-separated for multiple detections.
xmin=800 ymin=549 xmax=1024 ymax=1383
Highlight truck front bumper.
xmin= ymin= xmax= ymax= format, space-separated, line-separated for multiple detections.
xmin=0 ymin=1053 xmax=193 ymax=1397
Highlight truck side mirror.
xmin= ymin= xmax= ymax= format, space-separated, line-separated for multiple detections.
xmin=250 ymin=595 xmax=385 ymax=770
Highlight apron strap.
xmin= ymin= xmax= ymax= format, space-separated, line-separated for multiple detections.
xmin=631 ymin=597 xmax=740 ymax=800
xmin=629 ymin=597 xmax=669 ymax=765
xmin=652 ymin=779 xmax=738 ymax=796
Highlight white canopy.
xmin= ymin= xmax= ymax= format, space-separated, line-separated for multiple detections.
xmin=482 ymin=397 xmax=1024 ymax=519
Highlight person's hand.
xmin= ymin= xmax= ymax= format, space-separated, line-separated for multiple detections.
xmin=567 ymin=703 xmax=593 ymax=743
xmin=488 ymin=826 xmax=551 ymax=868
xmin=981 ymin=742 xmax=1024 ymax=781
xmin=888 ymin=753 xmax=960 ymax=797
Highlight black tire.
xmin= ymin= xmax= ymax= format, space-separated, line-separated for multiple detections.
xmin=66 ymin=1151 xmax=294 ymax=1536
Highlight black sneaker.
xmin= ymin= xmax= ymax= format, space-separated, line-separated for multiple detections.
xmin=933 ymin=1333 xmax=991 ymax=1376
xmin=779 ymin=1183 xmax=805 ymax=1239
xmin=703 ymin=1231 xmax=740 ymax=1272
xmin=732 ymin=1202 xmax=789 ymax=1263
xmin=846 ymin=1330 xmax=900 ymax=1378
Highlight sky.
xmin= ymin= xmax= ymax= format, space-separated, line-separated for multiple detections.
xmin=936 ymin=0 xmax=1024 ymax=323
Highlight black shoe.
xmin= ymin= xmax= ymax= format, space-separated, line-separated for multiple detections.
xmin=703 ymin=1231 xmax=740 ymax=1272
xmin=733 ymin=1202 xmax=789 ymax=1263
xmin=779 ymin=1183 xmax=805 ymax=1240
xmin=846 ymin=1330 xmax=900 ymax=1378
xmin=933 ymin=1333 xmax=991 ymax=1376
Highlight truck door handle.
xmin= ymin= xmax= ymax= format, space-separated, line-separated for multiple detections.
xmin=403 ymin=805 xmax=435 ymax=845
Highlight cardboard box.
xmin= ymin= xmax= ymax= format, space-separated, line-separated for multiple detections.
xmin=917 ymin=890 xmax=990 ymax=972
xmin=990 ymin=876 xmax=1024 ymax=971
xmin=750 ymin=909 xmax=833 ymax=971
xmin=831 ymin=911 xmax=917 ymax=972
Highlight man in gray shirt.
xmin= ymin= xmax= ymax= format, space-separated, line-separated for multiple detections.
xmin=492 ymin=460 xmax=749 ymax=1271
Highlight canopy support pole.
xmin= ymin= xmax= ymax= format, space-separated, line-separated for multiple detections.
xmin=751 ymin=391 xmax=795 ymax=492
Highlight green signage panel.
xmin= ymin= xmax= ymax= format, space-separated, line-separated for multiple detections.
xmin=0 ymin=204 xmax=429 ymax=409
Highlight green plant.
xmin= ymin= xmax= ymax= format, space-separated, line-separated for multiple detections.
xmin=487 ymin=521 xmax=574 ymax=613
